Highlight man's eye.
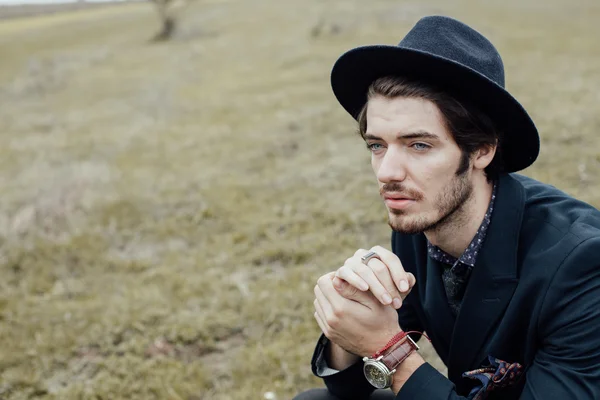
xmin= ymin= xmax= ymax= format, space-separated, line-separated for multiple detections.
xmin=367 ymin=143 xmax=384 ymax=151
xmin=412 ymin=143 xmax=430 ymax=151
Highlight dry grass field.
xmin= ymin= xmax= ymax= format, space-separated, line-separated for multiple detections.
xmin=0 ymin=0 xmax=599 ymax=399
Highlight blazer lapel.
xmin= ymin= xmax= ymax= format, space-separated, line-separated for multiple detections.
xmin=422 ymin=251 xmax=456 ymax=363
xmin=446 ymin=174 xmax=525 ymax=383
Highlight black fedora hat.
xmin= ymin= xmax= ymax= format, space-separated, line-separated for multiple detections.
xmin=331 ymin=15 xmax=539 ymax=173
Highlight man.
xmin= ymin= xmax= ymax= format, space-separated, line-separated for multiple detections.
xmin=293 ymin=16 xmax=600 ymax=400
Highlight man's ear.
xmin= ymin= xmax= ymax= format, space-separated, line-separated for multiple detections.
xmin=473 ymin=142 xmax=497 ymax=171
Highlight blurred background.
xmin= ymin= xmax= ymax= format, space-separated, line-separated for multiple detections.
xmin=0 ymin=0 xmax=598 ymax=399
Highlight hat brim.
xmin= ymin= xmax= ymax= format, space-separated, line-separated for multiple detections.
xmin=331 ymin=45 xmax=539 ymax=173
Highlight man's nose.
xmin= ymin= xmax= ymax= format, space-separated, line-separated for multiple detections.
xmin=375 ymin=147 xmax=407 ymax=183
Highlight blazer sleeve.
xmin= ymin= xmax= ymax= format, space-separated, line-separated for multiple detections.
xmin=310 ymin=334 xmax=376 ymax=400
xmin=396 ymin=236 xmax=600 ymax=400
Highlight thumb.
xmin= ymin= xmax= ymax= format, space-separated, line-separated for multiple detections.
xmin=333 ymin=276 xmax=358 ymax=298
xmin=332 ymin=276 xmax=345 ymax=290
xmin=407 ymin=272 xmax=416 ymax=288
xmin=399 ymin=272 xmax=416 ymax=300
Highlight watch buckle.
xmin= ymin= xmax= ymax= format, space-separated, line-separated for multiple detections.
xmin=406 ymin=335 xmax=420 ymax=351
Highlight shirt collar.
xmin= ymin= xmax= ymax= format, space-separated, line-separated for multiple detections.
xmin=427 ymin=181 xmax=498 ymax=267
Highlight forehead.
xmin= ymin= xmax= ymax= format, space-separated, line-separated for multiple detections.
xmin=365 ymin=95 xmax=451 ymax=140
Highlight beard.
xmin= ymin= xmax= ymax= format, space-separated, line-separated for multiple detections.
xmin=384 ymin=170 xmax=473 ymax=235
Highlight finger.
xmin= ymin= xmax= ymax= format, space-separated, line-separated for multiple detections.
xmin=354 ymin=248 xmax=368 ymax=257
xmin=355 ymin=249 xmax=400 ymax=297
xmin=322 ymin=272 xmax=377 ymax=312
xmin=314 ymin=284 xmax=334 ymax=319
xmin=332 ymin=276 xmax=381 ymax=310
xmin=397 ymin=273 xmax=416 ymax=301
xmin=371 ymin=245 xmax=411 ymax=294
xmin=314 ymin=311 xmax=329 ymax=335
xmin=313 ymin=298 xmax=327 ymax=323
xmin=336 ymin=266 xmax=369 ymax=291
xmin=363 ymin=257 xmax=403 ymax=309
xmin=348 ymin=259 xmax=394 ymax=306
xmin=332 ymin=276 xmax=359 ymax=299
xmin=407 ymin=272 xmax=416 ymax=289
xmin=317 ymin=273 xmax=344 ymax=310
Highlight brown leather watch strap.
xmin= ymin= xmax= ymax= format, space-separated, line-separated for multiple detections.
xmin=381 ymin=336 xmax=418 ymax=371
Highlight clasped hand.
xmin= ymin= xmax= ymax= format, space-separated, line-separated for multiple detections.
xmin=313 ymin=246 xmax=416 ymax=357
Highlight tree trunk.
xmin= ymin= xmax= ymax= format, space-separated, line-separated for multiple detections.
xmin=152 ymin=0 xmax=177 ymax=41
xmin=154 ymin=16 xmax=176 ymax=41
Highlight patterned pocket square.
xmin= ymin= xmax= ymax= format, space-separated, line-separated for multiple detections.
xmin=462 ymin=356 xmax=524 ymax=400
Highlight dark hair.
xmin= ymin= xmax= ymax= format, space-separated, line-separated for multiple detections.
xmin=357 ymin=76 xmax=504 ymax=181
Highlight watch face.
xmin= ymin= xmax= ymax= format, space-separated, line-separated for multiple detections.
xmin=364 ymin=363 xmax=389 ymax=389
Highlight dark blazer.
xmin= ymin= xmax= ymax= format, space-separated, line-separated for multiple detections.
xmin=312 ymin=173 xmax=600 ymax=399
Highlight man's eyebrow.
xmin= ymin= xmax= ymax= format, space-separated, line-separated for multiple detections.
xmin=363 ymin=133 xmax=383 ymax=141
xmin=363 ymin=131 xmax=439 ymax=141
xmin=398 ymin=131 xmax=439 ymax=140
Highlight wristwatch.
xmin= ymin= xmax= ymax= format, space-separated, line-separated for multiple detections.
xmin=362 ymin=333 xmax=420 ymax=389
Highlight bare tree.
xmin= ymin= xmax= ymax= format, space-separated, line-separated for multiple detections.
xmin=150 ymin=0 xmax=188 ymax=41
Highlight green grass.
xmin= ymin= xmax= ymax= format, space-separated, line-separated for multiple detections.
xmin=0 ymin=0 xmax=599 ymax=398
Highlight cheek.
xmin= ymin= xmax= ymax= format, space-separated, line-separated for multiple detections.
xmin=371 ymin=155 xmax=380 ymax=175
xmin=412 ymin=155 xmax=458 ymax=197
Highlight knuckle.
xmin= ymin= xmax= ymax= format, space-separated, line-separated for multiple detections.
xmin=348 ymin=259 xmax=362 ymax=270
xmin=408 ymin=272 xmax=416 ymax=284
xmin=346 ymin=284 xmax=358 ymax=296
xmin=332 ymin=305 xmax=345 ymax=319
xmin=327 ymin=315 xmax=340 ymax=329
xmin=353 ymin=264 xmax=370 ymax=278
xmin=336 ymin=266 xmax=349 ymax=278
xmin=354 ymin=248 xmax=366 ymax=256
xmin=371 ymin=261 xmax=387 ymax=274
xmin=313 ymin=285 xmax=319 ymax=295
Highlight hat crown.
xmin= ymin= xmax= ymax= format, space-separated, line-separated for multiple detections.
xmin=399 ymin=16 xmax=505 ymax=87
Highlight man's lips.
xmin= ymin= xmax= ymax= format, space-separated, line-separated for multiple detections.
xmin=383 ymin=193 xmax=417 ymax=210
xmin=383 ymin=193 xmax=414 ymax=200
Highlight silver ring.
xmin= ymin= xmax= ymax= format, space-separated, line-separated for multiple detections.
xmin=361 ymin=251 xmax=381 ymax=265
